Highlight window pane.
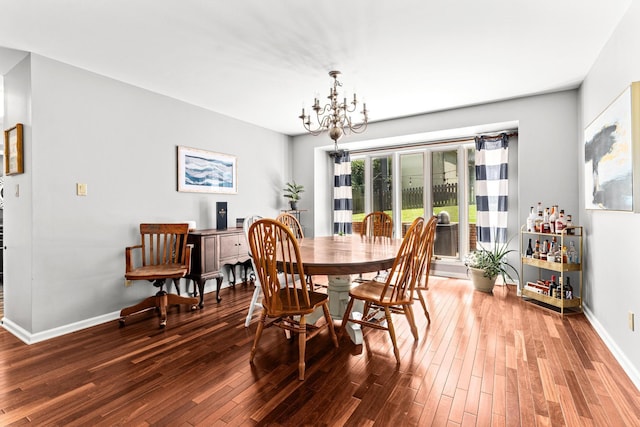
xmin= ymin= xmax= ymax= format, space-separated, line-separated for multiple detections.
xmin=401 ymin=153 xmax=423 ymax=236
xmin=432 ymin=150 xmax=459 ymax=258
xmin=351 ymin=159 xmax=365 ymax=224
xmin=372 ymin=156 xmax=392 ymax=214
xmin=467 ymin=147 xmax=477 ymax=252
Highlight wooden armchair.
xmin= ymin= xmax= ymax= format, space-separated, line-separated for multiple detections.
xmin=340 ymin=217 xmax=425 ymax=363
xmin=247 ymin=218 xmax=338 ymax=380
xmin=360 ymin=211 xmax=393 ymax=238
xmin=119 ymin=223 xmax=199 ymax=328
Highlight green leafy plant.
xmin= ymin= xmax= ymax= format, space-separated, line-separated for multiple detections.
xmin=464 ymin=239 xmax=520 ymax=284
xmin=283 ymin=181 xmax=305 ymax=202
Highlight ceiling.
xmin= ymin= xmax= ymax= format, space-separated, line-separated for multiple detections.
xmin=0 ymin=1 xmax=632 ymax=136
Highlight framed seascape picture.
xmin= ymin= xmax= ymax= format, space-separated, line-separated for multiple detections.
xmin=584 ymin=82 xmax=640 ymax=211
xmin=4 ymin=123 xmax=24 ymax=175
xmin=177 ymin=146 xmax=237 ymax=194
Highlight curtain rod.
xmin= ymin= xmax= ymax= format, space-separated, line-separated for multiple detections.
xmin=343 ymin=129 xmax=518 ymax=156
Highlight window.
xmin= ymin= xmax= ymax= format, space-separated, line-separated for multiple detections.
xmin=351 ymin=142 xmax=477 ymax=272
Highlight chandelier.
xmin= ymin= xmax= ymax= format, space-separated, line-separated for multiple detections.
xmin=299 ymin=71 xmax=369 ymax=150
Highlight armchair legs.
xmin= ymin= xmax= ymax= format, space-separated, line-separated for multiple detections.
xmin=119 ymin=279 xmax=199 ymax=328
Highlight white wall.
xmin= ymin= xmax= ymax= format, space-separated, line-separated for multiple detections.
xmin=580 ymin=1 xmax=640 ymax=388
xmin=3 ymin=55 xmax=33 ymax=332
xmin=2 ymin=54 xmax=290 ymax=341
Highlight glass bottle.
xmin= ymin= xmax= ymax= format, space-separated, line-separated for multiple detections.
xmin=565 ymin=276 xmax=573 ymax=299
xmin=526 ymin=238 xmax=533 ymax=258
xmin=526 ymin=206 xmax=535 ymax=232
xmin=540 ymin=239 xmax=548 ymax=260
xmin=549 ymin=275 xmax=558 ymax=298
xmin=542 ymin=208 xmax=551 ymax=233
xmin=534 ymin=211 xmax=544 ymax=232
xmin=567 ymin=241 xmax=578 ymax=264
xmin=549 ymin=205 xmax=557 ymax=234
xmin=555 ymin=209 xmax=566 ymax=234
xmin=566 ymin=214 xmax=574 ymax=234
xmin=533 ymin=239 xmax=540 ymax=259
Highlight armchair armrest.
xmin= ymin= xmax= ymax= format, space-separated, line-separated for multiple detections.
xmin=125 ymin=244 xmax=143 ymax=273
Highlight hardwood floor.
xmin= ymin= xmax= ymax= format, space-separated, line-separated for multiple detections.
xmin=0 ymin=277 xmax=638 ymax=426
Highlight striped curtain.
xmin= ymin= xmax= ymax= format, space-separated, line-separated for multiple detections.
xmin=475 ymin=133 xmax=509 ymax=245
xmin=333 ymin=151 xmax=353 ymax=235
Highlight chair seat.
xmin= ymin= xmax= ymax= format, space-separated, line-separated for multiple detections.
xmin=125 ymin=264 xmax=188 ymax=281
xmin=349 ymin=280 xmax=412 ymax=306
xmin=266 ymin=289 xmax=328 ymax=316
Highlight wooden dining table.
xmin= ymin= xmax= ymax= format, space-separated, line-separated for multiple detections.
xmin=294 ymin=235 xmax=404 ymax=344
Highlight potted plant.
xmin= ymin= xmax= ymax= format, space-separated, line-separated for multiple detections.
xmin=463 ymin=240 xmax=519 ymax=293
xmin=284 ymin=181 xmax=304 ymax=210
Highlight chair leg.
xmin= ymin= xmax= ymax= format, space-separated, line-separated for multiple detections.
xmin=338 ymin=297 xmax=356 ymax=340
xmin=158 ymin=293 xmax=168 ymax=328
xmin=119 ymin=296 xmax=157 ymax=319
xmin=404 ymin=304 xmax=419 ymax=340
xmin=416 ymin=289 xmax=430 ymax=321
xmin=250 ymin=309 xmax=267 ymax=363
xmin=245 ymin=285 xmax=262 ymax=327
xmin=298 ymin=316 xmax=307 ymax=380
xmin=384 ymin=307 xmax=401 ymax=364
xmin=322 ymin=303 xmax=339 ymax=348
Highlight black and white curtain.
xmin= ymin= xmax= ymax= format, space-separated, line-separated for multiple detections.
xmin=333 ymin=151 xmax=352 ymax=235
xmin=475 ymin=133 xmax=509 ymax=245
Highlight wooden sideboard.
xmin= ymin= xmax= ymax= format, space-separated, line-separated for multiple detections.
xmin=186 ymin=227 xmax=251 ymax=307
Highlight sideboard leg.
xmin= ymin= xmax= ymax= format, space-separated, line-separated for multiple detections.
xmin=215 ymin=275 xmax=223 ymax=302
xmin=196 ymin=278 xmax=206 ymax=308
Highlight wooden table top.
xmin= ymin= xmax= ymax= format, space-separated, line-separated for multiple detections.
xmin=295 ymin=235 xmax=403 ymax=276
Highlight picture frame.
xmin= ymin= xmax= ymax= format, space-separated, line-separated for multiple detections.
xmin=177 ymin=146 xmax=237 ymax=194
xmin=4 ymin=123 xmax=24 ymax=175
xmin=584 ymin=82 xmax=640 ymax=212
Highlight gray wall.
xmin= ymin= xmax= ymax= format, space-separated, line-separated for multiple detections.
xmin=3 ymin=54 xmax=290 ymax=341
xmin=580 ymin=1 xmax=640 ymax=387
xmin=291 ymin=91 xmax=579 ymax=277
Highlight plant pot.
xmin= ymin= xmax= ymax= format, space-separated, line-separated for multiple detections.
xmin=289 ymin=201 xmax=298 ymax=210
xmin=468 ymin=266 xmax=497 ymax=293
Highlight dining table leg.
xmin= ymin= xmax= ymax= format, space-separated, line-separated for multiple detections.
xmin=301 ymin=275 xmax=363 ymax=344
xmin=327 ymin=275 xmax=364 ymax=345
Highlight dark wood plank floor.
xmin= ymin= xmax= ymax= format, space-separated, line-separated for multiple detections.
xmin=1 ymin=276 xmax=639 ymax=426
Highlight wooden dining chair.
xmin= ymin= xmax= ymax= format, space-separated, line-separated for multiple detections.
xmin=340 ymin=216 xmax=425 ymax=363
xmin=360 ymin=211 xmax=393 ymax=238
xmin=413 ymin=215 xmax=438 ymax=323
xmin=243 ymin=215 xmax=264 ymax=327
xmin=120 ymin=223 xmax=199 ymax=328
xmin=357 ymin=211 xmax=394 ymax=281
xmin=276 ymin=212 xmax=317 ymax=290
xmin=276 ymin=212 xmax=304 ymax=238
xmin=247 ymin=218 xmax=338 ymax=380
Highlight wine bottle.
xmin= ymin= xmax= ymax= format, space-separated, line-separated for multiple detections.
xmin=526 ymin=238 xmax=533 ymax=258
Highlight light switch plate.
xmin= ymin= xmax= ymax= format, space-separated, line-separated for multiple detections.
xmin=77 ymin=183 xmax=88 ymax=196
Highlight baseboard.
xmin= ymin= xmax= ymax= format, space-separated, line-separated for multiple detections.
xmin=2 ymin=311 xmax=121 ymax=345
xmin=0 ymin=283 xmax=239 ymax=344
xmin=583 ymin=305 xmax=640 ymax=391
